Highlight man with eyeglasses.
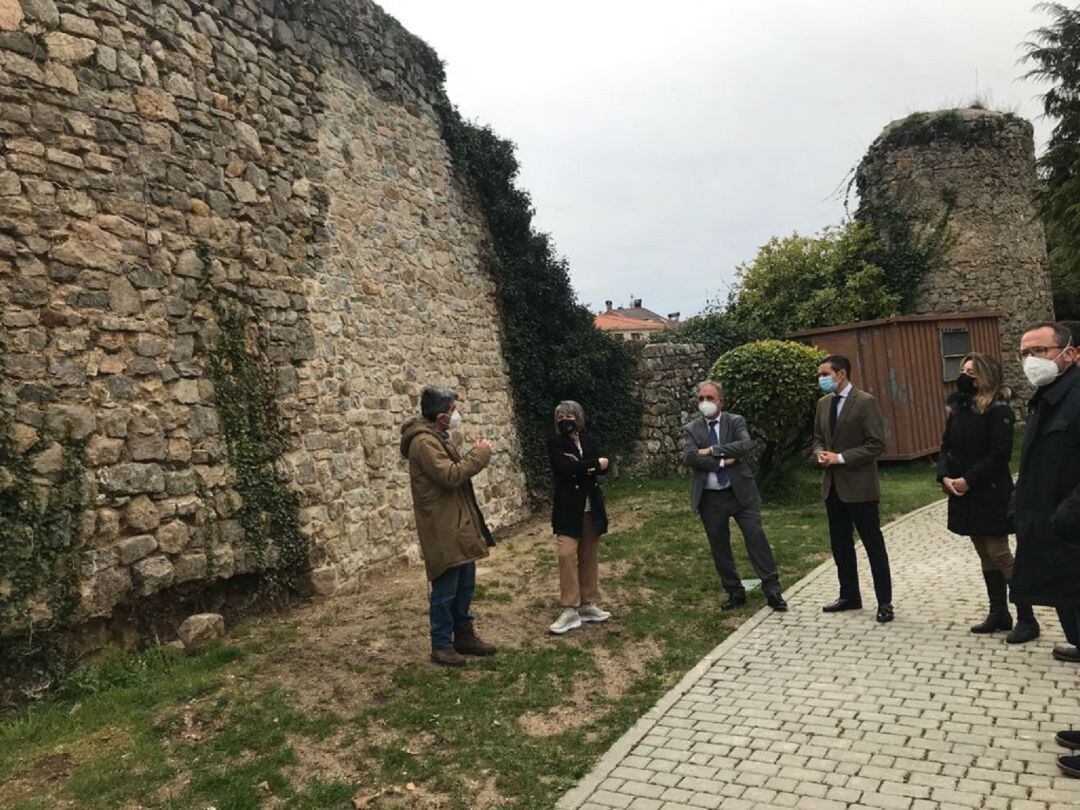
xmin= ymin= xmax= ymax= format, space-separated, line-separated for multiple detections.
xmin=1008 ymin=322 xmax=1080 ymax=779
xmin=681 ymin=380 xmax=788 ymax=612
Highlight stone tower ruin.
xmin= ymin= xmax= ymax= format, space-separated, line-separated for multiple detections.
xmin=0 ymin=0 xmax=531 ymax=651
xmin=856 ymin=108 xmax=1054 ymax=396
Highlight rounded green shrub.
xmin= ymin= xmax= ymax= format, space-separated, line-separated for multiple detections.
xmin=710 ymin=340 xmax=826 ymax=483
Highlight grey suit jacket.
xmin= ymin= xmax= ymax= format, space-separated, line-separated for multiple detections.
xmin=681 ymin=412 xmax=762 ymax=512
xmin=811 ymin=387 xmax=887 ymax=502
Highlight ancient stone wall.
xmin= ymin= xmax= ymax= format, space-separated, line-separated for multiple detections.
xmin=857 ymin=108 xmax=1054 ymax=398
xmin=0 ymin=0 xmax=529 ymax=641
xmin=623 ymin=343 xmax=708 ymax=476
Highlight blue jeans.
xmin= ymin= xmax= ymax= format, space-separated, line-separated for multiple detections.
xmin=430 ymin=562 xmax=476 ymax=650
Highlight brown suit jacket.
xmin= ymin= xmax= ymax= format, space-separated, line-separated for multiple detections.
xmin=812 ymin=386 xmax=887 ymax=503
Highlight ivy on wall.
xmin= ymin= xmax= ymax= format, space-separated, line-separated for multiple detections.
xmin=197 ymin=244 xmax=307 ymax=595
xmin=0 ymin=346 xmax=89 ymax=678
xmin=851 ymin=111 xmax=975 ymax=310
xmin=435 ymin=114 xmax=641 ymax=490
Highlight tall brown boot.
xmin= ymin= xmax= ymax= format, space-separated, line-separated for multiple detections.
xmin=453 ymin=621 xmax=497 ymax=656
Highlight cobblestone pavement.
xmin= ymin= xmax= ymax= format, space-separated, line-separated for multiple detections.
xmin=558 ymin=500 xmax=1080 ymax=810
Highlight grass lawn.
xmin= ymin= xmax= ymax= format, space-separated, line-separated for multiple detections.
xmin=0 ymin=456 xmax=945 ymax=809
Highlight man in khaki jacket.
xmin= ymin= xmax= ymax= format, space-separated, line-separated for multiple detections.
xmin=400 ymin=386 xmax=497 ymax=667
xmin=813 ymin=355 xmax=894 ymax=623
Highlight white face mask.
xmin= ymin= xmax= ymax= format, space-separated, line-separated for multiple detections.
xmin=1023 ymin=355 xmax=1062 ymax=388
xmin=698 ymin=401 xmax=719 ymax=419
xmin=448 ymin=410 xmax=462 ymax=430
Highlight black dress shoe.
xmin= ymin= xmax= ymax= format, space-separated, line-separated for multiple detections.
xmin=876 ymin=603 xmax=894 ymax=623
xmin=1058 ymin=754 xmax=1080 ymax=778
xmin=1053 ymin=643 xmax=1080 ymax=662
xmin=822 ymin=597 xmax=862 ymax=613
xmin=721 ymin=593 xmax=747 ymax=611
xmin=1056 ymin=730 xmax=1080 ymax=750
xmin=766 ymin=594 xmax=788 ymax=612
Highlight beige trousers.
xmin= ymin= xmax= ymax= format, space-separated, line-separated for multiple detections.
xmin=557 ymin=517 xmax=599 ymax=608
xmin=971 ymin=535 xmax=1014 ymax=579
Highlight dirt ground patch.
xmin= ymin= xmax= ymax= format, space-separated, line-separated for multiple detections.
xmin=212 ymin=500 xmax=668 ymax=808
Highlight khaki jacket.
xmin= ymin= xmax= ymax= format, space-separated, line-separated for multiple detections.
xmin=400 ymin=417 xmax=493 ymax=581
xmin=812 ymin=387 xmax=887 ymax=503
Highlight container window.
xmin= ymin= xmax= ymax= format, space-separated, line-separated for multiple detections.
xmin=940 ymin=328 xmax=971 ymax=380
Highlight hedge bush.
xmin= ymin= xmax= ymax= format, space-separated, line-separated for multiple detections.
xmin=710 ymin=340 xmax=826 ymax=483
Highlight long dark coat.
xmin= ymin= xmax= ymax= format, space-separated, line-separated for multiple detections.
xmin=548 ymin=432 xmax=608 ymax=539
xmin=1010 ymin=366 xmax=1080 ymax=608
xmin=936 ymin=395 xmax=1015 ymax=537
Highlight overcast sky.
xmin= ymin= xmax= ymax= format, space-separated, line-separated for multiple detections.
xmin=377 ymin=1 xmax=1054 ymax=320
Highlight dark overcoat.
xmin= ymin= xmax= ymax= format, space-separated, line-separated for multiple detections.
xmin=548 ymin=432 xmax=609 ymax=538
xmin=937 ymin=395 xmax=1015 ymax=537
xmin=1010 ymin=366 xmax=1080 ymax=608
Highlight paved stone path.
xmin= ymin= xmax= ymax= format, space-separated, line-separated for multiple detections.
xmin=558 ymin=500 xmax=1080 ymax=810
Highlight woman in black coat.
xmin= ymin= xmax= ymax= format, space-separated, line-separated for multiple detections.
xmin=547 ymin=400 xmax=611 ymax=635
xmin=938 ymin=352 xmax=1037 ymax=642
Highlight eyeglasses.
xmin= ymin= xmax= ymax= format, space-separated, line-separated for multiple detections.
xmin=1018 ymin=345 xmax=1064 ymax=361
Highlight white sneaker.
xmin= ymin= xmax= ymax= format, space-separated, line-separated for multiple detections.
xmin=579 ymin=603 xmax=612 ymax=623
xmin=549 ymin=608 xmax=582 ymax=635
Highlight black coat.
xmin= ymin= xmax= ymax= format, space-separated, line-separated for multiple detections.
xmin=1011 ymin=366 xmax=1080 ymax=608
xmin=936 ymin=395 xmax=1015 ymax=537
xmin=548 ymin=432 xmax=608 ymax=539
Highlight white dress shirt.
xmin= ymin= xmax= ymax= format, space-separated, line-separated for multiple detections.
xmin=834 ymin=383 xmax=852 ymax=465
xmin=704 ymin=418 xmax=731 ymax=490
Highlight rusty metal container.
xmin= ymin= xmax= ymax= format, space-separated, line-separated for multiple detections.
xmin=788 ymin=312 xmax=1002 ymax=460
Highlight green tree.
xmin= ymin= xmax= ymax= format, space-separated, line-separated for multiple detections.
xmin=1024 ymin=2 xmax=1080 ymax=320
xmin=650 ymin=307 xmax=752 ymax=365
xmin=710 ymin=340 xmax=826 ymax=484
xmin=728 ymin=221 xmax=900 ymax=338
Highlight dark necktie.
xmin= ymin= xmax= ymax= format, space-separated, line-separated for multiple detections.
xmin=709 ymin=420 xmax=729 ymax=487
xmin=829 ymin=393 xmax=841 ymax=434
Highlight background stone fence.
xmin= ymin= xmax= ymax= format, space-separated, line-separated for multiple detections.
xmin=622 ymin=343 xmax=710 ymax=476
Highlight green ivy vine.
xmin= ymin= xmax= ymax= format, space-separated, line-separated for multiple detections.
xmin=0 ymin=345 xmax=89 ymax=678
xmin=196 ymin=244 xmax=307 ymax=595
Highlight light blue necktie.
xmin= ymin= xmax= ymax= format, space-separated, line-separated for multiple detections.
xmin=709 ymin=420 xmax=729 ymax=487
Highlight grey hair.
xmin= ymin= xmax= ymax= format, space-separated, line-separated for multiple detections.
xmin=420 ymin=386 xmax=457 ymax=421
xmin=553 ymin=400 xmax=586 ymax=432
xmin=696 ymin=380 xmax=724 ymax=398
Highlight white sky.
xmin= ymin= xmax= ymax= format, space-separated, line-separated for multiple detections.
xmin=376 ymin=1 xmax=1054 ymax=319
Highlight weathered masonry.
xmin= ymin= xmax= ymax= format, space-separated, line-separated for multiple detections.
xmin=0 ymin=0 xmax=530 ymax=646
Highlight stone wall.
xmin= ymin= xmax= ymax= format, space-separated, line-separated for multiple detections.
xmin=857 ymin=108 xmax=1054 ymax=398
xmin=623 ymin=343 xmax=708 ymax=476
xmin=0 ymin=0 xmax=530 ymax=641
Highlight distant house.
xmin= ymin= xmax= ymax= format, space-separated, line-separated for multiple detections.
xmin=594 ymin=298 xmax=679 ymax=342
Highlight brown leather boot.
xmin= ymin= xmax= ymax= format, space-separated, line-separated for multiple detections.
xmin=453 ymin=621 xmax=497 ymax=656
xmin=430 ymin=647 xmax=467 ymax=667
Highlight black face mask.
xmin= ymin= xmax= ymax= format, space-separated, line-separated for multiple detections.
xmin=955 ymin=373 xmax=977 ymax=395
xmin=558 ymin=419 xmax=577 ymax=436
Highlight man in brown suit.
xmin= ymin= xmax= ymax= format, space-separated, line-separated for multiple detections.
xmin=813 ymin=355 xmax=894 ymax=623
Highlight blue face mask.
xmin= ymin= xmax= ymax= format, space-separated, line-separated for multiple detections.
xmin=819 ymin=376 xmax=839 ymax=394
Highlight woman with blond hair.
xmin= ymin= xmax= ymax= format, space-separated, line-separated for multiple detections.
xmin=938 ymin=352 xmax=1038 ymax=643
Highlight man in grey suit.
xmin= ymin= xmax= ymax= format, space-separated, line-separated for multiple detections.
xmin=682 ymin=381 xmax=788 ymax=612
